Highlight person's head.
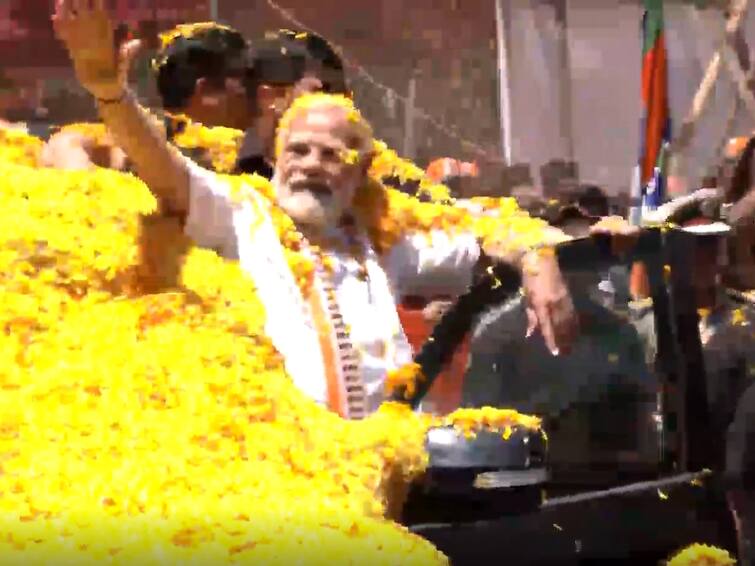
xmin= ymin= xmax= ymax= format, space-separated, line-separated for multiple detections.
xmin=549 ymin=205 xmax=602 ymax=291
xmin=154 ymin=23 xmax=250 ymax=129
xmin=574 ymin=184 xmax=609 ymax=218
xmin=549 ymin=204 xmax=595 ymax=239
xmin=274 ymin=93 xmax=373 ymax=232
xmin=245 ymin=30 xmax=348 ymax=151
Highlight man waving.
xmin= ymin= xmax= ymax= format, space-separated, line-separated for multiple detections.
xmin=52 ymin=0 xmax=636 ymax=417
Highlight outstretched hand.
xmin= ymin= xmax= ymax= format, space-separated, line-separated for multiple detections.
xmin=521 ymin=250 xmax=578 ymax=357
xmin=52 ymin=0 xmax=141 ymax=100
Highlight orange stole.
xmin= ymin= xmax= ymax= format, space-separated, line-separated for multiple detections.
xmin=305 ymin=279 xmax=346 ymax=417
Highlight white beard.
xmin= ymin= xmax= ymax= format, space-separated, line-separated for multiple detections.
xmin=277 ymin=187 xmax=339 ymax=231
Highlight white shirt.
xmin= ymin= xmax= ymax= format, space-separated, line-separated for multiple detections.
xmin=184 ymin=161 xmax=480 ymax=414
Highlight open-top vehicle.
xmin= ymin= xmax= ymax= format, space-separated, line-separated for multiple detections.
xmin=393 ymin=229 xmax=739 ymax=564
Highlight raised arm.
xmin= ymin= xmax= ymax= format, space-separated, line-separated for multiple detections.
xmin=52 ymin=0 xmax=189 ymax=215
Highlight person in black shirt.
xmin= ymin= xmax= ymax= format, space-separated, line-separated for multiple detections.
xmin=154 ymin=24 xmax=251 ymax=131
xmin=154 ymin=25 xmax=348 ymax=179
xmin=235 ymin=30 xmax=348 ymax=178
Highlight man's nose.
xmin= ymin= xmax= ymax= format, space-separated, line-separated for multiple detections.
xmin=299 ymin=148 xmax=325 ymax=172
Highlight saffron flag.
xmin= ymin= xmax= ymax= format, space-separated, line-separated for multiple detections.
xmin=639 ymin=0 xmax=671 ymax=213
xmin=629 ymin=0 xmax=670 ymax=298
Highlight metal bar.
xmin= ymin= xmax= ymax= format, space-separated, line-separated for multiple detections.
xmin=722 ymin=41 xmax=755 ymax=120
xmin=673 ymin=0 xmax=750 ymax=152
xmin=392 ymin=262 xmax=522 ymax=408
xmin=402 ymin=70 xmax=417 ymax=160
xmin=540 ymin=470 xmax=711 ymax=509
xmin=495 ymin=0 xmax=513 ymax=164
xmin=555 ymin=0 xmax=574 ymax=164
xmin=645 ymin=239 xmax=680 ymax=473
xmin=409 ymin=471 xmax=711 ymax=532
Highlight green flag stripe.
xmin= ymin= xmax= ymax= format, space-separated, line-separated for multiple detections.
xmin=643 ymin=0 xmax=664 ymax=55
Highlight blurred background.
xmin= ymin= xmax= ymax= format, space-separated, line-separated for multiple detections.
xmin=2 ymin=0 xmax=755 ymax=199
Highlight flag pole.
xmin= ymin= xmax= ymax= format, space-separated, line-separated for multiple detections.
xmin=495 ymin=0 xmax=513 ymax=165
xmin=555 ymin=0 xmax=575 ymax=164
xmin=403 ymin=70 xmax=418 ymax=160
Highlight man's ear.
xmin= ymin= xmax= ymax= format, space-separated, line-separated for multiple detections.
xmin=256 ymin=84 xmax=277 ymax=110
xmin=360 ymin=148 xmax=375 ymax=176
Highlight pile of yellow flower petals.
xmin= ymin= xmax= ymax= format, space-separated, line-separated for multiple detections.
xmin=666 ymin=543 xmax=736 ymax=566
xmin=440 ymin=407 xmax=543 ymax=441
xmin=369 ymin=139 xmax=453 ymax=203
xmin=0 ymin=125 xmax=42 ymax=167
xmin=0 ymin=160 xmax=448 ymax=564
xmin=350 ymin=177 xmax=552 ymax=256
xmin=385 ymin=364 xmax=543 ymax=440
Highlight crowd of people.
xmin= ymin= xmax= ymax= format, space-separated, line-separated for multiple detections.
xmin=0 ymin=0 xmax=753 ymax=562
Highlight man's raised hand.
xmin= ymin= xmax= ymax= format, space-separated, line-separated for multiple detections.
xmin=52 ymin=0 xmax=141 ymax=101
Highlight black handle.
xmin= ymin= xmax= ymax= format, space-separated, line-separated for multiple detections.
xmin=391 ymin=262 xmax=522 ymax=408
xmin=391 ymin=229 xmax=664 ymax=408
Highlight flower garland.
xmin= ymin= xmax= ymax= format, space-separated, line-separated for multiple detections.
xmin=440 ymin=407 xmax=543 ymax=440
xmin=170 ymin=94 xmax=557 ymax=342
xmin=166 ymin=98 xmax=554 ymax=264
xmin=369 ymin=139 xmax=454 ymax=202
xmin=172 ymin=120 xmax=245 ymax=173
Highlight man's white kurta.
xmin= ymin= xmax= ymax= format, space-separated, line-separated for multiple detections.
xmin=184 ymin=162 xmax=480 ymax=414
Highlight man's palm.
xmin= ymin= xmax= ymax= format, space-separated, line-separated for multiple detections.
xmin=52 ymin=1 xmax=125 ymax=100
